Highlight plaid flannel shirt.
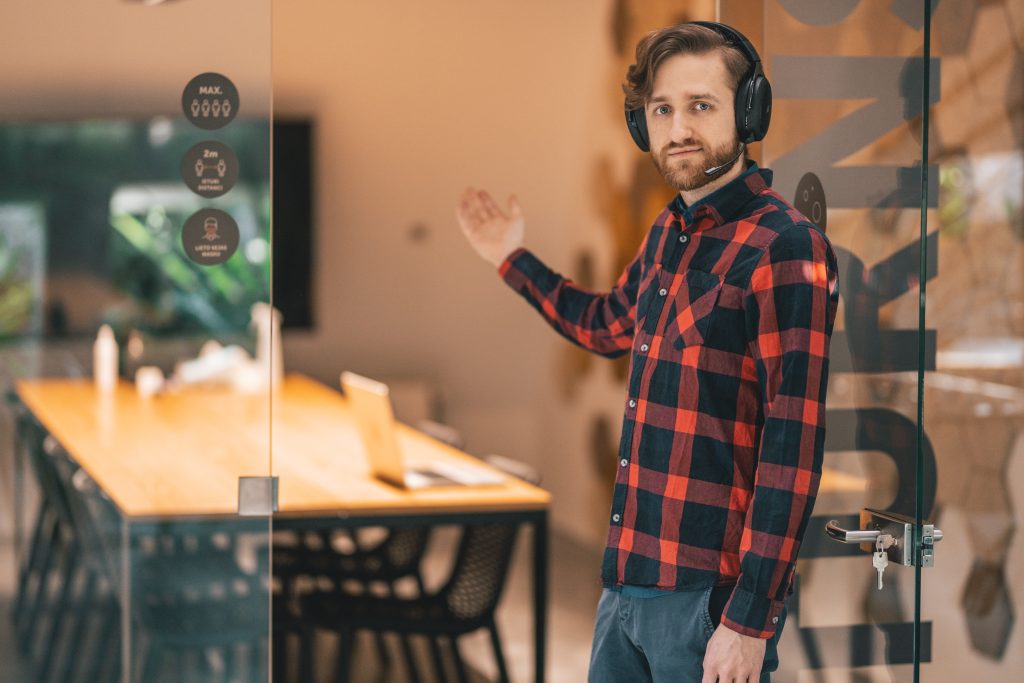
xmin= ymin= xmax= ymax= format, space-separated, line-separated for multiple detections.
xmin=499 ymin=163 xmax=839 ymax=638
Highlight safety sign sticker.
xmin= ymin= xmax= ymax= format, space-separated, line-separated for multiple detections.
xmin=182 ymin=73 xmax=240 ymax=130
xmin=181 ymin=141 xmax=239 ymax=198
xmin=181 ymin=208 xmax=240 ymax=265
xmin=793 ymin=171 xmax=827 ymax=232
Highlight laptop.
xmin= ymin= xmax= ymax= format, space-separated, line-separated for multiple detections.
xmin=340 ymin=371 xmax=506 ymax=489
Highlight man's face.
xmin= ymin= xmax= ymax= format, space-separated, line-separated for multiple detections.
xmin=645 ymin=51 xmax=741 ymax=192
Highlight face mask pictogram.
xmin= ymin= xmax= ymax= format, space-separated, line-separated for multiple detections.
xmin=181 ymin=209 xmax=240 ymax=266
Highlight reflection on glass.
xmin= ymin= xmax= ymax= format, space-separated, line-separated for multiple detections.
xmin=743 ymin=0 xmax=1024 ymax=680
xmin=0 ymin=119 xmax=270 ymax=340
xmin=1 ymin=1 xmax=273 ymax=680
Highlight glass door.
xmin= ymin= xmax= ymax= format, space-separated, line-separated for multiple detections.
xmin=0 ymin=1 xmax=274 ymax=681
xmin=719 ymin=0 xmax=1024 ymax=679
xmin=919 ymin=0 xmax=1023 ymax=679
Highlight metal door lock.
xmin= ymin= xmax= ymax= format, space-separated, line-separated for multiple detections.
xmin=920 ymin=524 xmax=938 ymax=567
xmin=826 ymin=508 xmax=943 ymax=572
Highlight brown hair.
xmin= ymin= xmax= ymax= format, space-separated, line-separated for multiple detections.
xmin=622 ymin=23 xmax=750 ymax=111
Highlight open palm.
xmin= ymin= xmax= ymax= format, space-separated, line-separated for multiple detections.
xmin=455 ymin=188 xmax=525 ymax=267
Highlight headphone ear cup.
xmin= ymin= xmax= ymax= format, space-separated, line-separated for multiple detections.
xmin=625 ymin=107 xmax=650 ymax=152
xmin=734 ymin=77 xmax=754 ymax=143
xmin=745 ymin=76 xmax=772 ymax=142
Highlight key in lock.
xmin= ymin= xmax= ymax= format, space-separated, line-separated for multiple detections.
xmin=873 ymin=533 xmax=894 ymax=590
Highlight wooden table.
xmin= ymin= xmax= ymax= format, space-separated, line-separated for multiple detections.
xmin=13 ymin=374 xmax=552 ymax=682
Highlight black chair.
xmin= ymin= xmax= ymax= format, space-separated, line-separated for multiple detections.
xmin=10 ymin=415 xmax=69 ymax=662
xmin=12 ymin=411 xmax=124 ymax=683
xmin=273 ymin=524 xmax=433 ymax=682
xmin=298 ymin=456 xmax=540 ymax=683
xmin=14 ymin=411 xmax=271 ymax=683
xmin=272 ymin=418 xmax=467 ymax=682
xmin=53 ymin=448 xmax=124 ymax=683
xmin=128 ymin=521 xmax=271 ymax=682
xmin=274 ymin=526 xmax=432 ymax=599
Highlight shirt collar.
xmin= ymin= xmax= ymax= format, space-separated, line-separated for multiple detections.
xmin=668 ymin=161 xmax=773 ymax=230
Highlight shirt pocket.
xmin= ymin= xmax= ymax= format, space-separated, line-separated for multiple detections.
xmin=668 ymin=269 xmax=723 ymax=351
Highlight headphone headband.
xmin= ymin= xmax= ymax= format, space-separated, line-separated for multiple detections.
xmin=688 ymin=21 xmax=762 ymax=71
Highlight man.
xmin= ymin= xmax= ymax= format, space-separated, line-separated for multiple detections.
xmin=456 ymin=22 xmax=838 ymax=682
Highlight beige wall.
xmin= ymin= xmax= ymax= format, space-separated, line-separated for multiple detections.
xmin=273 ymin=0 xmax=626 ymax=546
xmin=0 ymin=0 xmax=271 ymax=119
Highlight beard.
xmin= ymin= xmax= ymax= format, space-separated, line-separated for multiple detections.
xmin=652 ymin=137 xmax=743 ymax=192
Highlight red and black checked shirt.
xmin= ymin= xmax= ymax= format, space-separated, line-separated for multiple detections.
xmin=498 ymin=163 xmax=839 ymax=638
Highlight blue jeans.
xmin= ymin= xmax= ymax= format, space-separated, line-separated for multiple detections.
xmin=587 ymin=586 xmax=786 ymax=683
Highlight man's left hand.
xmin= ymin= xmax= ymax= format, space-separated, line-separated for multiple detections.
xmin=701 ymin=624 xmax=767 ymax=682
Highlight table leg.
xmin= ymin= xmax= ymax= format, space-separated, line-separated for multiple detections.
xmin=533 ymin=511 xmax=548 ymax=683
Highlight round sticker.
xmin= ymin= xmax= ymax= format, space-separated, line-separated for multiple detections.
xmin=181 ymin=141 xmax=239 ymax=198
xmin=181 ymin=209 xmax=240 ymax=265
xmin=793 ymin=172 xmax=827 ymax=232
xmin=182 ymin=73 xmax=240 ymax=130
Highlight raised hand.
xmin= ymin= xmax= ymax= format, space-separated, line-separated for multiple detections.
xmin=455 ymin=188 xmax=525 ymax=268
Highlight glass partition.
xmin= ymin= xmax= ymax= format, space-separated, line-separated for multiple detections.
xmin=921 ymin=0 xmax=1024 ymax=679
xmin=719 ymin=0 xmax=1024 ymax=680
xmin=0 ymin=1 xmax=273 ymax=681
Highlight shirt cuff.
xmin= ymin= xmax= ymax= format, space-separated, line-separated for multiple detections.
xmin=720 ymin=585 xmax=787 ymax=639
xmin=497 ymin=247 xmax=530 ymax=279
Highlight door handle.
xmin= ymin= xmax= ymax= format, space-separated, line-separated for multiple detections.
xmin=826 ymin=519 xmax=944 ymax=544
xmin=825 ymin=520 xmax=882 ymax=544
xmin=826 ymin=508 xmax=943 ymax=567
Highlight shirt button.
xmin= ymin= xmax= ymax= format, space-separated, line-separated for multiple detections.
xmin=659 ymin=288 xmax=668 ymax=296
xmin=620 ymin=458 xmax=628 ymax=467
xmin=772 ymin=616 xmax=779 ymax=624
xmin=679 ymin=234 xmax=689 ymax=244
xmin=628 ymin=399 xmax=636 ymax=408
xmin=640 ymin=343 xmax=649 ymax=352
xmin=612 ymin=513 xmax=621 ymax=523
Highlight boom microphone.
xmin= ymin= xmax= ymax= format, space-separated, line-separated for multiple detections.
xmin=704 ymin=143 xmax=746 ymax=177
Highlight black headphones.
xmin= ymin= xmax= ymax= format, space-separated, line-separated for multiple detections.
xmin=624 ymin=21 xmax=772 ymax=152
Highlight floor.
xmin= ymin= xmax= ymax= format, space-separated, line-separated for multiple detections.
xmin=0 ymin=525 xmax=604 ymax=682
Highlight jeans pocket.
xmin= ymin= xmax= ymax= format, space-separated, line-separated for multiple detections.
xmin=699 ymin=585 xmax=717 ymax=641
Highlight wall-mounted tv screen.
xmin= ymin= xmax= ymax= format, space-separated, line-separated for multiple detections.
xmin=0 ymin=117 xmax=313 ymax=341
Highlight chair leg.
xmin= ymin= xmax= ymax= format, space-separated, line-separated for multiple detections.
xmin=272 ymin=625 xmax=287 ymax=683
xmin=382 ymin=582 xmax=409 ymax=675
xmin=93 ymin=596 xmax=122 ymax=683
xmin=427 ymin=636 xmax=447 ymax=682
xmin=77 ymin=593 xmax=117 ymax=683
xmin=398 ymin=633 xmax=423 ymax=683
xmin=298 ymin=625 xmax=315 ymax=683
xmin=19 ymin=518 xmax=60 ymax=653
xmin=488 ymin=621 xmax=511 ymax=683
xmin=59 ymin=568 xmax=98 ymax=683
xmin=225 ymin=645 xmax=239 ymax=683
xmin=40 ymin=541 xmax=79 ymax=682
xmin=334 ymin=626 xmax=354 ymax=683
xmin=450 ymin=636 xmax=470 ymax=683
xmin=141 ymin=640 xmax=162 ymax=683
xmin=250 ymin=640 xmax=265 ymax=683
xmin=12 ymin=502 xmax=50 ymax=629
xmin=372 ymin=631 xmax=391 ymax=671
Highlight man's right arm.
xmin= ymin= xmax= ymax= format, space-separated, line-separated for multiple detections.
xmin=497 ymin=244 xmax=646 ymax=358
xmin=457 ymin=186 xmax=646 ymax=358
